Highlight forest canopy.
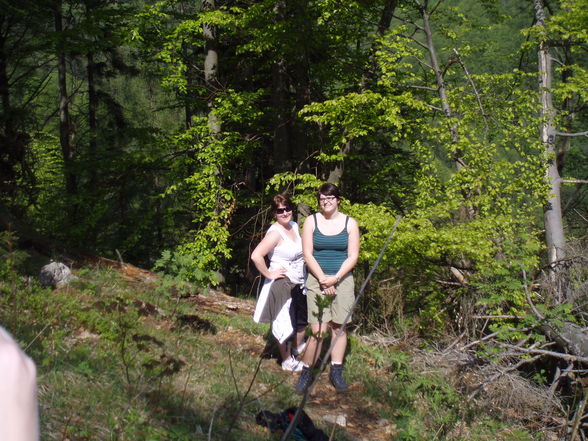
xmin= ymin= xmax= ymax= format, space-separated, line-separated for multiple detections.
xmin=0 ymin=0 xmax=586 ymax=338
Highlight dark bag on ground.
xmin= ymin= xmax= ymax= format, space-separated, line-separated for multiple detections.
xmin=256 ymin=406 xmax=329 ymax=441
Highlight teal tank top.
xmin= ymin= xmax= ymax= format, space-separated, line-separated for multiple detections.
xmin=312 ymin=214 xmax=349 ymax=275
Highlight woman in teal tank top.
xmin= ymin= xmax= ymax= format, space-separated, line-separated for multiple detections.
xmin=295 ymin=183 xmax=360 ymax=395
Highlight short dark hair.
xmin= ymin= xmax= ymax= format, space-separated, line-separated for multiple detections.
xmin=316 ymin=183 xmax=340 ymax=202
xmin=271 ymin=193 xmax=292 ymax=212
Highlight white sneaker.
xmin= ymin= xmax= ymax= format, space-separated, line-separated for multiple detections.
xmin=292 ymin=341 xmax=307 ymax=357
xmin=281 ymin=356 xmax=303 ymax=372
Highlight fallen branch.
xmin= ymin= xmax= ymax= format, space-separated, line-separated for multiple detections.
xmin=569 ymin=387 xmax=587 ymax=441
xmin=499 ymin=343 xmax=588 ymax=364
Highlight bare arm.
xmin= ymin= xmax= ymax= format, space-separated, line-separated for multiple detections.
xmin=302 ymin=215 xmax=326 ymax=281
xmin=251 ymin=230 xmax=286 ymax=280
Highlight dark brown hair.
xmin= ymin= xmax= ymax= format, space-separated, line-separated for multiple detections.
xmin=270 ymin=193 xmax=292 ymax=212
xmin=316 ymin=183 xmax=340 ymax=202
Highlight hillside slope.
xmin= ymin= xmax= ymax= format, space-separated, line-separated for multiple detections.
xmin=2 ymin=257 xmax=559 ymax=441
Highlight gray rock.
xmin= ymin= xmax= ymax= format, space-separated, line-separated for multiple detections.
xmin=322 ymin=413 xmax=347 ymax=427
xmin=39 ymin=262 xmax=74 ymax=288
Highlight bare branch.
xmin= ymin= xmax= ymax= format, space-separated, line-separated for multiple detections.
xmin=556 ymin=130 xmax=588 ymax=137
xmin=569 ymin=388 xmax=588 ymax=441
xmin=460 ymin=325 xmax=538 ymax=351
xmin=574 ymin=209 xmax=588 ymax=224
xmin=452 ymin=48 xmax=489 ymax=130
xmin=401 ymin=84 xmax=437 ymax=91
xmin=399 ymin=33 xmax=428 ymax=50
xmin=499 ymin=343 xmax=588 ymax=363
xmin=562 ymin=179 xmax=588 ymax=184
xmin=522 ymin=269 xmax=545 ymax=320
xmin=394 ymin=14 xmax=424 ymax=32
xmin=430 ymin=0 xmax=443 ymax=15
xmin=472 ymin=315 xmax=525 ymax=320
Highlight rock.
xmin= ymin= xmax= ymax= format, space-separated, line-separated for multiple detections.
xmin=322 ymin=413 xmax=347 ymax=427
xmin=39 ymin=262 xmax=74 ymax=288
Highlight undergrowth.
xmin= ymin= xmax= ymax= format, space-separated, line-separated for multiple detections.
xmin=0 ymin=238 xmax=540 ymax=440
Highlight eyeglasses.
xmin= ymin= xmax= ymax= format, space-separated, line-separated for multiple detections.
xmin=319 ymin=196 xmax=337 ymax=204
xmin=275 ymin=207 xmax=292 ymax=214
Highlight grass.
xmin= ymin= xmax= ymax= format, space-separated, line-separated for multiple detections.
xmin=0 ymin=260 xmax=543 ymax=441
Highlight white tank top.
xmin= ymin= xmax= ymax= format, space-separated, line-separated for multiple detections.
xmin=267 ymin=221 xmax=305 ymax=285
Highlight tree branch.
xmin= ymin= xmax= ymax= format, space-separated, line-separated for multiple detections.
xmin=522 ymin=269 xmax=545 ymax=320
xmin=556 ymin=130 xmax=588 ymax=137
xmin=499 ymin=343 xmax=588 ymax=363
xmin=452 ymin=48 xmax=488 ymax=130
xmin=562 ymin=179 xmax=588 ymax=184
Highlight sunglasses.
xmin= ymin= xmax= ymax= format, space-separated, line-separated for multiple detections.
xmin=275 ymin=207 xmax=292 ymax=214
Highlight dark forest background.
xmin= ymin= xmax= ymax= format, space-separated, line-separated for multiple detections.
xmin=1 ymin=0 xmax=587 ymax=365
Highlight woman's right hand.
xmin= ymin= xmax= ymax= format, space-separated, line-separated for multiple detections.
xmin=321 ymin=285 xmax=337 ymax=295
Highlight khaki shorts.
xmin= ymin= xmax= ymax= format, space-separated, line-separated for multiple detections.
xmin=306 ymin=272 xmax=355 ymax=325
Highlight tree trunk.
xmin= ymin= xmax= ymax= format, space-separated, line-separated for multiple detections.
xmin=87 ymin=50 xmax=97 ymax=177
xmin=271 ymin=0 xmax=291 ymax=173
xmin=54 ymin=0 xmax=76 ymax=197
xmin=534 ymin=0 xmax=566 ymax=271
xmin=418 ymin=1 xmax=462 ymax=169
xmin=203 ymin=0 xmax=220 ymax=136
xmin=0 ymin=19 xmax=16 ymax=196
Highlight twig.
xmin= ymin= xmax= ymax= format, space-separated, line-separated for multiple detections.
xmin=569 ymin=388 xmax=588 ymax=441
xmin=24 ymin=322 xmax=51 ymax=352
xmin=548 ymin=362 xmax=573 ymax=399
xmin=328 ymin=420 xmax=337 ymax=441
xmin=227 ymin=350 xmax=242 ymax=400
xmin=226 ymin=354 xmax=265 ymax=435
xmin=443 ymin=330 xmax=467 ymax=353
xmin=115 ymin=249 xmax=124 ymax=265
xmin=460 ymin=325 xmax=537 ymax=351
xmin=522 ymin=269 xmax=544 ymax=320
xmin=208 ymin=405 xmax=219 ymax=441
xmin=452 ymin=48 xmax=488 ymax=131
xmin=472 ymin=315 xmax=525 ymax=320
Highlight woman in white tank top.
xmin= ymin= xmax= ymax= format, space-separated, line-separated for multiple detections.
xmin=251 ymin=194 xmax=307 ymax=372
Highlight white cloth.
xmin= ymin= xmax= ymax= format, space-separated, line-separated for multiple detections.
xmin=266 ymin=221 xmax=304 ymax=285
xmin=253 ymin=221 xmax=304 ymax=343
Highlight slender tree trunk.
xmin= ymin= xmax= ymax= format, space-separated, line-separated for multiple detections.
xmin=272 ymin=57 xmax=291 ymax=172
xmin=54 ymin=0 xmax=76 ymax=197
xmin=418 ymin=0 xmax=462 ymax=170
xmin=87 ymin=50 xmax=97 ymax=169
xmin=0 ymin=20 xmax=15 ymax=194
xmin=203 ymin=0 xmax=220 ymax=136
xmin=0 ymin=24 xmax=10 ymax=137
xmin=271 ymin=0 xmax=291 ymax=173
xmin=86 ymin=3 xmax=97 ymax=166
xmin=534 ymin=0 xmax=566 ymax=270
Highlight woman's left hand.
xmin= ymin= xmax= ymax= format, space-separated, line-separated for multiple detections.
xmin=319 ymin=275 xmax=338 ymax=288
